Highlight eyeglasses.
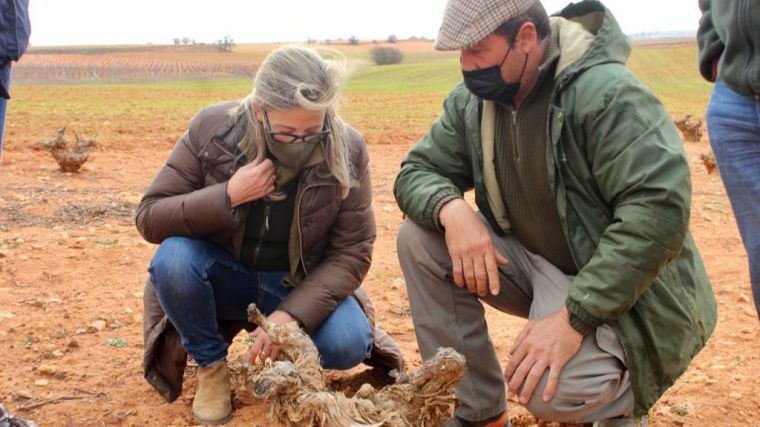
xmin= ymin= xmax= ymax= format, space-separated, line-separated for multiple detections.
xmin=263 ymin=111 xmax=331 ymax=144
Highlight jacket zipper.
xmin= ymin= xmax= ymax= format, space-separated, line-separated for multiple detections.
xmin=251 ymin=201 xmax=272 ymax=265
xmin=293 ymin=168 xmax=336 ymax=276
xmin=511 ymin=108 xmax=520 ymax=161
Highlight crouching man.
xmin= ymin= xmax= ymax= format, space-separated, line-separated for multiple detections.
xmin=394 ymin=0 xmax=717 ymax=426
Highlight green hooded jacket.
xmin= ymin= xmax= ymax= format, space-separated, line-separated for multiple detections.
xmin=394 ymin=0 xmax=717 ymax=417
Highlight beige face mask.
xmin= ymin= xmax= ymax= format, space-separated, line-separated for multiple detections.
xmin=262 ymin=111 xmax=330 ymax=170
xmin=264 ymin=134 xmax=322 ymax=170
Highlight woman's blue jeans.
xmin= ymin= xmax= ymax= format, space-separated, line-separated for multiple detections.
xmin=706 ymin=80 xmax=760 ymax=315
xmin=148 ymin=236 xmax=373 ymax=368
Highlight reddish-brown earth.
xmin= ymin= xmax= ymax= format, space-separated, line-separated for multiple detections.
xmin=0 ymin=43 xmax=758 ymax=426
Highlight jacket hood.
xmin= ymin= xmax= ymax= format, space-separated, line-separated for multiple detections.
xmin=553 ymin=0 xmax=631 ymax=90
xmin=477 ymin=1 xmax=632 ymax=232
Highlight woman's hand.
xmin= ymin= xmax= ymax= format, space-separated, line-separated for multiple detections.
xmin=245 ymin=310 xmax=296 ymax=365
xmin=226 ymin=159 xmax=276 ymax=208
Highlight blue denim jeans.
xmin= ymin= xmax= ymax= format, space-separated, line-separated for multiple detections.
xmin=0 ymin=95 xmax=7 ymax=162
xmin=148 ymin=236 xmax=373 ymax=368
xmin=0 ymin=63 xmax=10 ymax=161
xmin=706 ymin=80 xmax=760 ymax=314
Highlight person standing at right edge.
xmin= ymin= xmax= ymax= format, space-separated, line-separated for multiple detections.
xmin=698 ymin=0 xmax=760 ymax=321
xmin=394 ymin=0 xmax=718 ymax=426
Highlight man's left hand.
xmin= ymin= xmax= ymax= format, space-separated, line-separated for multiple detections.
xmin=503 ymin=306 xmax=583 ymax=404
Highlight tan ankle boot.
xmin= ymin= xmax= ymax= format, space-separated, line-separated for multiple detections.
xmin=192 ymin=360 xmax=232 ymax=425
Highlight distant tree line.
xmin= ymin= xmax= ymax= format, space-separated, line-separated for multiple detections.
xmin=172 ymin=35 xmax=235 ymax=52
xmin=173 ymin=37 xmax=195 ymax=45
xmin=304 ymin=34 xmax=412 ymax=66
xmin=305 ymin=34 xmax=430 ymax=45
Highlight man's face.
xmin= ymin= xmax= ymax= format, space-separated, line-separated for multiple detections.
xmin=460 ymin=33 xmax=508 ymax=71
xmin=461 ymin=33 xmax=521 ymax=83
xmin=459 ymin=33 xmax=523 ymax=81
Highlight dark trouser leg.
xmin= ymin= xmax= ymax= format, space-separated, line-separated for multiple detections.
xmin=398 ymin=217 xmax=633 ymax=423
xmin=397 ymin=220 xmax=532 ymax=421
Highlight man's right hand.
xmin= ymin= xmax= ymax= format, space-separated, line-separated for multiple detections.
xmin=439 ymin=198 xmax=509 ymax=297
xmin=226 ymin=159 xmax=276 ymax=208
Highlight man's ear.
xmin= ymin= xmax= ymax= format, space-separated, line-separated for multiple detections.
xmin=516 ymin=21 xmax=538 ymax=54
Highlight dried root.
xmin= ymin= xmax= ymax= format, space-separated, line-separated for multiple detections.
xmin=245 ymin=303 xmax=465 ymax=427
xmin=37 ymin=126 xmax=97 ymax=172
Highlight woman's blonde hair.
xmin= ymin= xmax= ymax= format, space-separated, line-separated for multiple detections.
xmin=230 ymin=45 xmax=353 ymax=198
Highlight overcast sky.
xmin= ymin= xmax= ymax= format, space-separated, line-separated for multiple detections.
xmin=29 ymin=0 xmax=703 ymax=47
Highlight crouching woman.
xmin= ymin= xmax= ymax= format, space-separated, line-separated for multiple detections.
xmin=136 ymin=46 xmax=403 ymax=425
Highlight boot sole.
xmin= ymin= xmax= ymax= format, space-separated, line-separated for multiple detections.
xmin=193 ymin=410 xmax=233 ymax=425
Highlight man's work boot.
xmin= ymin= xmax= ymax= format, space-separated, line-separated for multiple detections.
xmin=192 ymin=359 xmax=233 ymax=425
xmin=442 ymin=410 xmax=510 ymax=427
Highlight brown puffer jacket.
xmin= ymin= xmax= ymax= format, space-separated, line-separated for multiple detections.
xmin=136 ymin=100 xmax=404 ymax=402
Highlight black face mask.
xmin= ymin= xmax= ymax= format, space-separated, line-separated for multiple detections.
xmin=462 ymin=44 xmax=528 ymax=104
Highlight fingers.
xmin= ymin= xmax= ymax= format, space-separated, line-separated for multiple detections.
xmin=495 ymin=250 xmax=509 ymax=266
xmin=463 ymin=258 xmax=478 ymax=294
xmin=263 ymin=185 xmax=275 ymax=197
xmin=473 ymin=256 xmax=489 ymax=297
xmin=239 ymin=158 xmax=274 ymax=180
xmin=240 ymin=158 xmax=272 ymax=173
xmin=246 ymin=328 xmax=278 ymax=365
xmin=261 ymin=339 xmax=273 ymax=363
xmin=441 ymin=204 xmax=507 ymax=297
xmin=256 ymin=161 xmax=275 ymax=185
xmin=270 ymin=345 xmax=280 ymax=362
xmin=260 ymin=339 xmax=279 ymax=363
xmin=455 ymin=251 xmax=502 ymax=297
xmin=543 ymin=364 xmax=561 ymax=402
xmin=502 ymin=311 xmax=583 ymax=406
xmin=504 ymin=341 xmax=527 ymax=381
xmin=509 ymin=359 xmax=561 ymax=404
xmin=263 ymin=170 xmax=276 ymax=188
xmin=506 ymin=354 xmax=533 ymax=400
xmin=519 ymin=362 xmax=548 ymax=404
xmin=257 ymin=158 xmax=274 ymax=171
xmin=452 ymin=254 xmax=464 ymax=287
xmin=509 ymin=323 xmax=530 ymax=355
xmin=226 ymin=155 xmax=280 ymax=208
xmin=484 ymin=250 xmax=500 ymax=296
xmin=247 ymin=330 xmax=264 ymax=364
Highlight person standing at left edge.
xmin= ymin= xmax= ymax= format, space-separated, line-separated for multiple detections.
xmin=0 ymin=0 xmax=31 ymax=163
xmin=1 ymin=2 xmax=35 ymax=423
